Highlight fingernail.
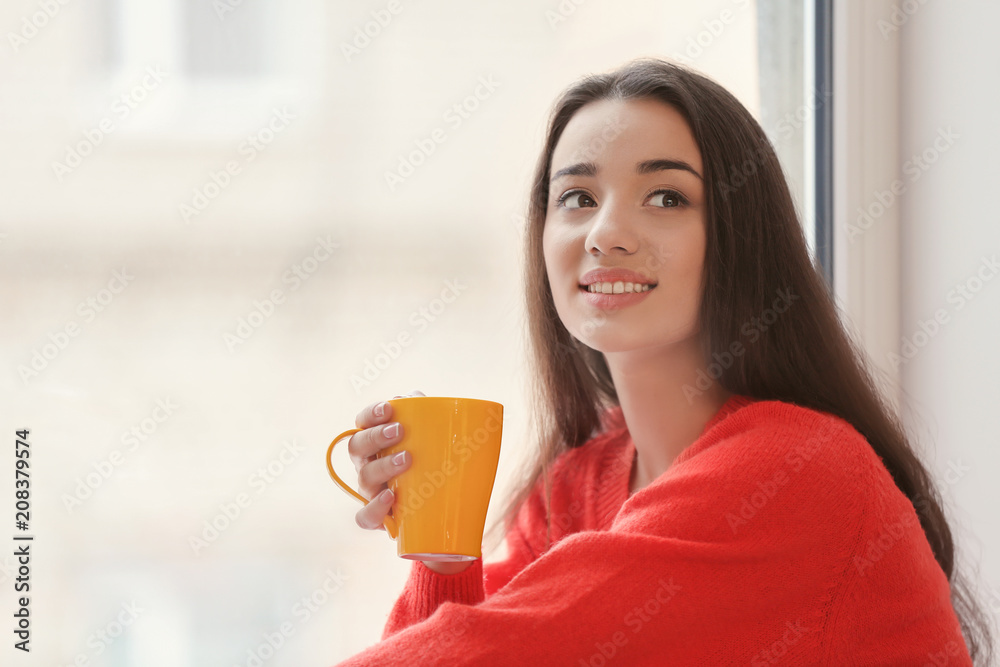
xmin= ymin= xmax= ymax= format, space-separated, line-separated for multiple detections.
xmin=379 ymin=488 xmax=393 ymax=503
xmin=374 ymin=402 xmax=385 ymax=418
xmin=392 ymin=451 xmax=406 ymax=466
xmin=382 ymin=423 xmax=399 ymax=438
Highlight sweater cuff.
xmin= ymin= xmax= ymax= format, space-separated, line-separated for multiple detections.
xmin=409 ymin=558 xmax=485 ymax=615
xmin=382 ymin=558 xmax=485 ymax=640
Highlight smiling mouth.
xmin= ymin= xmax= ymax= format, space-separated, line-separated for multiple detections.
xmin=579 ymin=281 xmax=657 ymax=294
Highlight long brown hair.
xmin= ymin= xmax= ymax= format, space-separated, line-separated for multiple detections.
xmin=485 ymin=57 xmax=994 ymax=663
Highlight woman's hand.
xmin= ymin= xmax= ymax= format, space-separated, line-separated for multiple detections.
xmin=349 ymin=390 xmax=473 ymax=576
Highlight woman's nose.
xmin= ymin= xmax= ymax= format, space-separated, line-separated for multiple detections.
xmin=584 ymin=201 xmax=638 ymax=255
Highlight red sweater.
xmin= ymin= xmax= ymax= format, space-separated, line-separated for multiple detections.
xmin=335 ymin=394 xmax=971 ymax=666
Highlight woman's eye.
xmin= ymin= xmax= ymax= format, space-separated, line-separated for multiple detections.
xmin=648 ymin=190 xmax=687 ymax=208
xmin=556 ymin=191 xmax=596 ymax=209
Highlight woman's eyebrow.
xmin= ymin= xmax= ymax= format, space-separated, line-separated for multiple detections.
xmin=636 ymin=158 xmax=703 ymax=181
xmin=550 ymin=158 xmax=703 ymax=183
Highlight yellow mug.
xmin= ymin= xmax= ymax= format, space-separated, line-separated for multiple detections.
xmin=327 ymin=396 xmax=503 ymax=562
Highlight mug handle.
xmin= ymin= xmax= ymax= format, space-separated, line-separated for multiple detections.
xmin=326 ymin=428 xmax=399 ymax=539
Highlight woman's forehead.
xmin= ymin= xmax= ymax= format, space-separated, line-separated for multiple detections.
xmin=552 ymin=98 xmax=702 ymax=176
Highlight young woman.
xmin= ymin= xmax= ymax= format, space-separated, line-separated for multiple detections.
xmin=336 ymin=58 xmax=993 ymax=665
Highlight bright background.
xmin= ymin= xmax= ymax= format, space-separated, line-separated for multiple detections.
xmin=0 ymin=1 xmax=996 ymax=665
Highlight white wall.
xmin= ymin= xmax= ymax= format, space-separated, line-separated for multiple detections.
xmin=897 ymin=0 xmax=1000 ymax=616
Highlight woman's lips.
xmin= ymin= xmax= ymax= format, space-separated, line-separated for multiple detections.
xmin=579 ymin=267 xmax=657 ymax=286
xmin=578 ymin=284 xmax=656 ymax=310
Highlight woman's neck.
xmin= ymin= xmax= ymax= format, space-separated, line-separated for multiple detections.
xmin=607 ymin=343 xmax=732 ymax=495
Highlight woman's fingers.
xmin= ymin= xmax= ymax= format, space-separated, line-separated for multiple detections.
xmin=348 ymin=390 xmax=421 ymax=531
xmin=355 ymin=488 xmax=394 ymax=531
xmin=354 ymin=448 xmax=411 ymax=529
xmin=353 ymin=390 xmax=424 ymax=430
xmin=357 ymin=450 xmax=409 ymax=500
xmin=392 ymin=389 xmax=426 ymax=399
xmin=348 ymin=421 xmax=403 ymax=471
xmin=348 ymin=391 xmax=424 ymax=470
xmin=355 ymin=399 xmax=393 ymax=430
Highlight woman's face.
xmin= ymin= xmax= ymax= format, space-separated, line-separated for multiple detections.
xmin=542 ymin=97 xmax=707 ymax=355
